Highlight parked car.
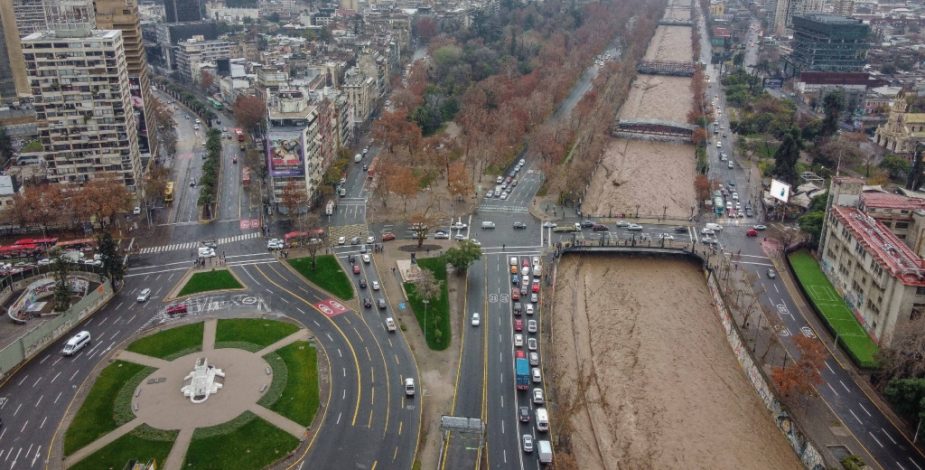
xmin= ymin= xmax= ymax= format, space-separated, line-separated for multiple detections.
xmin=591 ymin=224 xmax=609 ymax=231
xmin=527 ymin=337 xmax=538 ymax=351
xmin=514 ymin=334 xmax=524 ymax=347
xmin=381 ymin=232 xmax=396 ymax=241
xmin=434 ymin=231 xmax=449 ymax=239
xmin=514 ymin=319 xmax=523 ymax=332
xmin=626 ymin=223 xmax=644 ymax=231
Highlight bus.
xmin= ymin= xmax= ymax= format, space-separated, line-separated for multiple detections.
xmin=207 ymin=97 xmax=223 ymax=110
xmin=164 ymin=182 xmax=174 ymax=204
xmin=713 ymin=196 xmax=725 ymax=216
xmin=235 ymin=128 xmax=245 ymax=142
xmin=242 ymin=167 xmax=251 ymax=187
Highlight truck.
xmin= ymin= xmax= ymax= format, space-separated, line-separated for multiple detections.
xmin=515 ymin=358 xmax=530 ymax=390
xmin=325 ymin=200 xmax=335 ymax=216
xmin=537 ymin=440 xmax=553 ymax=464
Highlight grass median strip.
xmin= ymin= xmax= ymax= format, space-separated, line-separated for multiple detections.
xmin=178 ymin=269 xmax=242 ymax=297
xmin=404 ymin=256 xmax=451 ymax=350
xmin=215 ymin=318 xmax=299 ymax=351
xmin=260 ymin=341 xmax=319 ymax=426
xmin=126 ymin=322 xmax=204 ymax=360
xmin=64 ymin=361 xmax=152 ymax=456
xmin=288 ymin=255 xmax=354 ymax=300
xmin=788 ymin=250 xmax=879 ymax=368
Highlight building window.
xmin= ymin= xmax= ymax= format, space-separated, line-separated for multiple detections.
xmin=896 ymin=222 xmax=909 ymax=229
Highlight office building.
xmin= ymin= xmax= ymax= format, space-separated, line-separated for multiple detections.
xmin=164 ymin=0 xmax=203 ymax=23
xmin=173 ymin=35 xmax=232 ymax=82
xmin=94 ymin=0 xmax=157 ymax=160
xmin=832 ymin=0 xmax=854 ymax=17
xmin=21 ymin=29 xmax=142 ymax=189
xmin=789 ymin=14 xmax=870 ymax=73
xmin=0 ymin=1 xmax=30 ymax=103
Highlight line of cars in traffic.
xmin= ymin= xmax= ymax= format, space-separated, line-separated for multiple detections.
xmin=485 ymin=158 xmax=527 ymax=200
xmin=501 ymin=255 xmax=553 ymax=463
xmin=352 ymin=255 xmax=397 ymax=332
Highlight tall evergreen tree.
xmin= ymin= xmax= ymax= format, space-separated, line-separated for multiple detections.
xmin=820 ymin=90 xmax=845 ymax=137
xmin=97 ymin=232 xmax=124 ymax=284
xmin=772 ymin=128 xmax=802 ymax=185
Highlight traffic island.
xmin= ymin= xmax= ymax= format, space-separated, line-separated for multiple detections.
xmin=402 ymin=256 xmax=451 ymax=350
xmin=59 ymin=318 xmax=320 ymax=470
xmin=287 ymin=255 xmax=354 ymax=300
xmin=176 ymin=269 xmax=244 ymax=298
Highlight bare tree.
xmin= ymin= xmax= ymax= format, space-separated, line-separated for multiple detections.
xmin=411 ymin=268 xmax=441 ymax=303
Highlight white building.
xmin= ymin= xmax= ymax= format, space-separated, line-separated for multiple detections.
xmin=266 ymin=90 xmax=323 ymax=213
xmin=174 ymin=35 xmax=232 ymax=82
xmin=20 ymin=28 xmax=142 ymax=189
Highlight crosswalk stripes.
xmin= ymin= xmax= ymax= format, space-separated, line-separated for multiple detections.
xmin=138 ymin=232 xmax=261 ymax=254
xmin=478 ymin=205 xmax=529 ymax=214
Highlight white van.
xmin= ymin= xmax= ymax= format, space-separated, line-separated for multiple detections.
xmin=481 ymin=221 xmax=496 ymax=229
xmin=533 ymin=265 xmax=542 ymax=278
xmin=354 ymin=153 xmax=362 ymax=162
xmin=510 ymin=257 xmax=518 ymax=267
xmin=62 ymin=331 xmax=91 ymax=356
xmin=535 ymin=407 xmax=549 ymax=431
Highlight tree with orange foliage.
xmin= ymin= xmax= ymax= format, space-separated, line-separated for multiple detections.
xmin=75 ymin=175 xmax=133 ymax=231
xmin=692 ymin=128 xmax=709 ymax=147
xmin=233 ymin=95 xmax=267 ymax=134
xmin=447 ymin=161 xmax=472 ymax=202
xmin=386 ymin=165 xmax=419 ymax=211
xmin=199 ymin=69 xmax=215 ymax=92
xmin=771 ymin=335 xmax=826 ymax=398
xmin=372 ymin=111 xmax=421 ymax=157
xmin=693 ymin=175 xmax=712 ymax=204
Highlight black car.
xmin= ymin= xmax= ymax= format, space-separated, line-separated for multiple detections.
xmin=580 ymin=220 xmax=595 ymax=228
xmin=348 ymin=254 xmax=356 ymax=263
xmin=727 ymin=180 xmax=736 ymax=187
xmin=363 ymin=297 xmax=372 ymax=309
xmin=674 ymin=226 xmax=688 ymax=233
xmin=519 ymin=406 xmax=531 ymax=422
xmin=513 ymin=221 xmax=527 ymax=229
xmin=359 ymin=278 xmax=367 ymax=289
xmin=591 ymin=224 xmax=609 ymax=231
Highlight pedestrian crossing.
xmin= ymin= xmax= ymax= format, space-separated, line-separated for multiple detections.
xmin=478 ymin=205 xmax=529 ymax=214
xmin=138 ymin=232 xmax=261 ymax=254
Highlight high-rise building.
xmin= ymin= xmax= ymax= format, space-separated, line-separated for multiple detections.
xmin=0 ymin=1 xmax=30 ymax=103
xmin=790 ymin=14 xmax=870 ymax=73
xmin=772 ymin=0 xmax=825 ymax=36
xmin=94 ymin=0 xmax=158 ymax=161
xmin=164 ymin=0 xmax=203 ymax=23
xmin=11 ymin=0 xmax=47 ymax=37
xmin=173 ymin=35 xmax=232 ymax=82
xmin=832 ymin=0 xmax=854 ymax=17
xmin=21 ymin=28 xmax=142 ymax=189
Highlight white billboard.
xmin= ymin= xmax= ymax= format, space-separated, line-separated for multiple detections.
xmin=770 ymin=179 xmax=791 ymax=203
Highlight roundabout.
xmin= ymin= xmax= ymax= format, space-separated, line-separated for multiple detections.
xmin=59 ymin=317 xmax=322 ymax=470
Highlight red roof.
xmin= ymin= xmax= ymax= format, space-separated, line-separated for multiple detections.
xmin=0 ymin=244 xmax=38 ymax=254
xmin=55 ymin=238 xmax=95 ymax=248
xmin=14 ymin=237 xmax=57 ymax=246
xmin=860 ymin=192 xmax=925 ymax=212
xmin=832 ymin=206 xmax=925 ymax=286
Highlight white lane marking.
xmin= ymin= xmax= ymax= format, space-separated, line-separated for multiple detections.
xmin=38 ymin=355 xmax=48 ymax=365
xmin=53 ymin=392 xmax=62 ymax=404
xmin=826 ymin=382 xmax=839 ymax=397
xmin=909 ymin=457 xmax=923 ymax=470
xmin=33 ymin=395 xmax=42 ymax=408
xmin=849 ymin=408 xmax=863 ymax=425
xmin=13 ymin=404 xmax=21 ymax=417
xmin=839 ymin=380 xmax=850 ymax=393
xmin=19 ymin=420 xmax=27 ymax=433
xmin=38 ymin=417 xmax=46 ymax=430
xmin=29 ymin=446 xmax=41 ymax=467
xmin=69 ymin=369 xmax=80 ymax=381
xmin=881 ymin=427 xmax=897 ymax=445
xmin=17 ymin=375 xmax=28 ymax=387
xmin=858 ymin=403 xmax=871 ymax=417
xmin=336 ymin=412 xmax=342 ymax=424
xmin=31 ymin=377 xmax=41 ymax=388
xmin=824 ymin=361 xmax=835 ymax=374
xmin=868 ymin=431 xmax=884 ymax=448
xmin=501 ymin=419 xmax=505 ymax=435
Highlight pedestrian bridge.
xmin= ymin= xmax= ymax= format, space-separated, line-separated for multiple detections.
xmin=636 ymin=61 xmax=696 ymax=77
xmin=611 ymin=119 xmax=697 ymax=143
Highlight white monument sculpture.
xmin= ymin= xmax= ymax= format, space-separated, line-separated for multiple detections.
xmin=181 ymin=357 xmax=225 ymax=404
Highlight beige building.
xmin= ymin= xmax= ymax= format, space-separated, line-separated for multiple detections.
xmin=94 ymin=0 xmax=158 ymax=164
xmin=0 ymin=1 xmax=30 ymax=103
xmin=821 ymin=205 xmax=925 ymax=347
xmin=875 ymin=92 xmax=925 ymax=155
xmin=342 ymin=67 xmax=375 ymax=126
xmin=21 ymin=29 xmax=142 ymax=189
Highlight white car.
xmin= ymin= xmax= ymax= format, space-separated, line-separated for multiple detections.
xmin=626 ymin=224 xmax=643 ymax=231
xmin=37 ymin=258 xmax=53 ymax=266
xmin=500 ymin=191 xmax=508 ymax=200
xmin=137 ymin=288 xmax=151 ymax=302
xmin=198 ymin=247 xmax=216 ymax=258
xmin=366 ymin=236 xmax=376 ymax=244
xmin=372 ymin=281 xmax=380 ymax=290
xmin=659 ymin=233 xmax=675 ymax=240
xmin=732 ymin=192 xmax=739 ymax=200
xmin=337 ymin=236 xmax=346 ymax=245
xmin=532 ymin=387 xmax=544 ymax=404
xmin=470 ymin=239 xmax=481 ymax=246
xmin=525 ymin=304 xmax=534 ymax=315
xmin=716 ymin=141 xmax=722 ymax=148
xmin=514 ymin=334 xmax=524 ymax=347
xmin=701 ymin=228 xmax=715 ymax=235
xmin=471 ymin=312 xmax=480 ymax=326
xmin=527 ymin=337 xmax=537 ymax=350
xmin=450 ymin=222 xmax=467 ymax=230
xmin=527 ymin=319 xmax=537 ymax=333
xmin=485 ymin=190 xmax=494 ymax=199
xmin=362 ymin=254 xmax=371 ymax=264
xmin=454 ymin=233 xmax=466 ymax=240
xmin=133 ymin=206 xmax=142 ymax=215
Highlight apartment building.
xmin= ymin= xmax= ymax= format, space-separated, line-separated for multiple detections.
xmin=20 ymin=28 xmax=142 ymax=189
xmin=0 ymin=1 xmax=30 ymax=103
xmin=174 ymin=35 xmax=232 ymax=82
xmin=12 ymin=0 xmax=49 ymax=37
xmin=821 ymin=205 xmax=925 ymax=347
xmin=94 ymin=0 xmax=158 ymax=161
xmin=342 ymin=67 xmax=375 ymax=126
xmin=266 ymin=90 xmax=322 ymax=213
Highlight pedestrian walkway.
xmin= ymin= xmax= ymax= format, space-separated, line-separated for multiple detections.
xmin=138 ymin=232 xmax=261 ymax=254
xmin=478 ymin=204 xmax=529 ymax=214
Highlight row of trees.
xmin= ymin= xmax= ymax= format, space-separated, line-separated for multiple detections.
xmin=3 ymin=176 xmax=133 ymax=232
xmin=154 ymin=78 xmax=217 ymax=126
xmin=197 ymin=129 xmax=222 ymax=218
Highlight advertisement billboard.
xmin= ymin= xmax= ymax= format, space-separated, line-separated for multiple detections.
xmin=267 ymin=130 xmax=305 ymax=178
xmin=770 ymin=179 xmax=791 ymax=203
xmin=129 ymin=77 xmax=150 ymax=154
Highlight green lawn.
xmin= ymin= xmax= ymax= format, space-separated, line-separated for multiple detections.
xmin=126 ymin=322 xmax=204 ymax=359
xmin=178 ymin=269 xmax=243 ymax=296
xmin=64 ymin=361 xmax=152 ymax=456
xmin=215 ymin=318 xmax=299 ymax=351
xmin=288 ymin=255 xmax=354 ymax=300
xmin=69 ymin=426 xmax=176 ymax=470
xmin=183 ymin=413 xmax=299 ymax=470
xmin=404 ymin=256 xmax=451 ymax=350
xmin=788 ymin=250 xmax=879 ymax=368
xmin=260 ymin=341 xmax=319 ymax=426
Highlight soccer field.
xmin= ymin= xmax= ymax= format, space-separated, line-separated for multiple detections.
xmin=788 ymin=250 xmax=878 ymax=368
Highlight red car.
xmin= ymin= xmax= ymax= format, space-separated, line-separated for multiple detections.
xmin=511 ymin=290 xmax=520 ymax=301
xmin=515 ymin=350 xmax=526 ymax=359
xmin=166 ymin=303 xmax=188 ymax=315
xmin=746 ymin=228 xmax=758 ymax=237
xmin=381 ymin=232 xmax=396 ymax=241
xmin=353 ymin=264 xmax=361 ymax=274
xmin=531 ymin=282 xmax=540 ymax=293
xmin=522 ymin=258 xmax=530 ymax=268
xmin=514 ymin=319 xmax=523 ymax=332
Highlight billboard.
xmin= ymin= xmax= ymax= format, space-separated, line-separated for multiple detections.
xmin=267 ymin=130 xmax=305 ymax=178
xmin=770 ymin=179 xmax=791 ymax=203
xmin=129 ymin=77 xmax=150 ymax=154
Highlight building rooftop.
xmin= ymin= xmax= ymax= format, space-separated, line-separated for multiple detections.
xmin=801 ymin=14 xmax=867 ymax=25
xmin=832 ymin=205 xmax=925 ymax=286
xmin=23 ymin=28 xmax=121 ymax=42
xmin=860 ymin=192 xmax=925 ymax=211
xmin=799 ymin=71 xmax=872 ymax=86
